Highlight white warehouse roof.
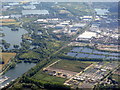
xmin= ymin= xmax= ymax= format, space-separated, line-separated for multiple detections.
xmin=78 ymin=31 xmax=97 ymax=39
xmin=0 ymin=16 xmax=10 ymax=19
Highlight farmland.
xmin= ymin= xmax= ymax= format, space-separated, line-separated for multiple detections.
xmin=0 ymin=19 xmax=21 ymax=26
xmin=0 ymin=53 xmax=16 ymax=70
xmin=57 ymin=2 xmax=93 ymax=16
xmin=32 ymin=71 xmax=66 ymax=84
xmin=31 ymin=59 xmax=94 ymax=86
xmin=111 ymin=67 xmax=120 ymax=82
xmin=111 ymin=74 xmax=120 ymax=82
xmin=51 ymin=59 xmax=94 ymax=72
xmin=0 ymin=22 xmax=21 ymax=26
xmin=0 ymin=19 xmax=16 ymax=22
xmin=19 ymin=51 xmax=40 ymax=60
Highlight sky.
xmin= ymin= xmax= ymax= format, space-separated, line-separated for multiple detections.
xmin=1 ymin=0 xmax=119 ymax=2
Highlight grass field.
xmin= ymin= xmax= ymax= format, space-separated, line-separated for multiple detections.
xmin=19 ymin=51 xmax=40 ymax=59
xmin=0 ymin=53 xmax=16 ymax=70
xmin=0 ymin=22 xmax=21 ymax=26
xmin=32 ymin=60 xmax=94 ymax=84
xmin=111 ymin=74 xmax=120 ymax=82
xmin=112 ymin=67 xmax=120 ymax=82
xmin=21 ymin=17 xmax=38 ymax=22
xmin=32 ymin=71 xmax=66 ymax=84
xmin=51 ymin=59 xmax=94 ymax=72
xmin=58 ymin=2 xmax=92 ymax=16
xmin=0 ymin=19 xmax=21 ymax=26
xmin=0 ymin=19 xmax=16 ymax=22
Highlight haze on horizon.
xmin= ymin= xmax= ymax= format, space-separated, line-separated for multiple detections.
xmin=1 ymin=0 xmax=119 ymax=2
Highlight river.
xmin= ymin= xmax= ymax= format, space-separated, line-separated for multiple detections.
xmin=0 ymin=26 xmax=35 ymax=88
xmin=0 ymin=62 xmax=36 ymax=88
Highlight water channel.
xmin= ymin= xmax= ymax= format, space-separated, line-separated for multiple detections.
xmin=0 ymin=62 xmax=36 ymax=88
xmin=0 ymin=26 xmax=36 ymax=88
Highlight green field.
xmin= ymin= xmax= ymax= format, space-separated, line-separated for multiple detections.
xmin=111 ymin=74 xmax=120 ymax=82
xmin=0 ymin=19 xmax=21 ymax=26
xmin=32 ymin=71 xmax=66 ymax=84
xmin=58 ymin=2 xmax=93 ymax=16
xmin=51 ymin=59 xmax=94 ymax=72
xmin=19 ymin=51 xmax=40 ymax=60
xmin=0 ymin=53 xmax=16 ymax=70
xmin=21 ymin=17 xmax=38 ymax=22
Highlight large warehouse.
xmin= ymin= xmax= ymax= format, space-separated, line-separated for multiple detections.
xmin=77 ymin=31 xmax=97 ymax=41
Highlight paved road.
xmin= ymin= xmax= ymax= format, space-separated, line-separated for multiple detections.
xmin=43 ymin=59 xmax=61 ymax=70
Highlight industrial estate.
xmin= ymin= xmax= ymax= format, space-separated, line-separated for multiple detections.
xmin=0 ymin=1 xmax=119 ymax=90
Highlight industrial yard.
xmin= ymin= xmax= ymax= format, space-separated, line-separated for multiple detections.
xmin=64 ymin=61 xmax=119 ymax=89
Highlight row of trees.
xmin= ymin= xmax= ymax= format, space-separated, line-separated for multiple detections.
xmin=58 ymin=54 xmax=105 ymax=62
xmin=20 ymin=76 xmax=70 ymax=90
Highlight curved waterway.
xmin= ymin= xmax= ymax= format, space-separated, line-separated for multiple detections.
xmin=0 ymin=62 xmax=36 ymax=88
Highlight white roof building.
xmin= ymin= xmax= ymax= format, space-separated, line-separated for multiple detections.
xmin=23 ymin=5 xmax=36 ymax=9
xmin=37 ymin=19 xmax=48 ymax=23
xmin=80 ymin=16 xmax=92 ymax=19
xmin=78 ymin=31 xmax=97 ymax=39
xmin=111 ymin=34 xmax=119 ymax=39
xmin=0 ymin=16 xmax=10 ymax=19
xmin=9 ymin=2 xmax=19 ymax=6
xmin=60 ymin=21 xmax=70 ymax=25
xmin=80 ymin=16 xmax=93 ymax=21
xmin=47 ymin=18 xmax=59 ymax=21
xmin=81 ymin=16 xmax=93 ymax=19
xmin=73 ymin=23 xmax=86 ymax=28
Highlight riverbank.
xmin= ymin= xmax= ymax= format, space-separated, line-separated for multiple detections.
xmin=0 ymin=62 xmax=36 ymax=89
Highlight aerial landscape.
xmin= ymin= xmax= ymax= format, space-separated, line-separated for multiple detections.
xmin=0 ymin=0 xmax=119 ymax=90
